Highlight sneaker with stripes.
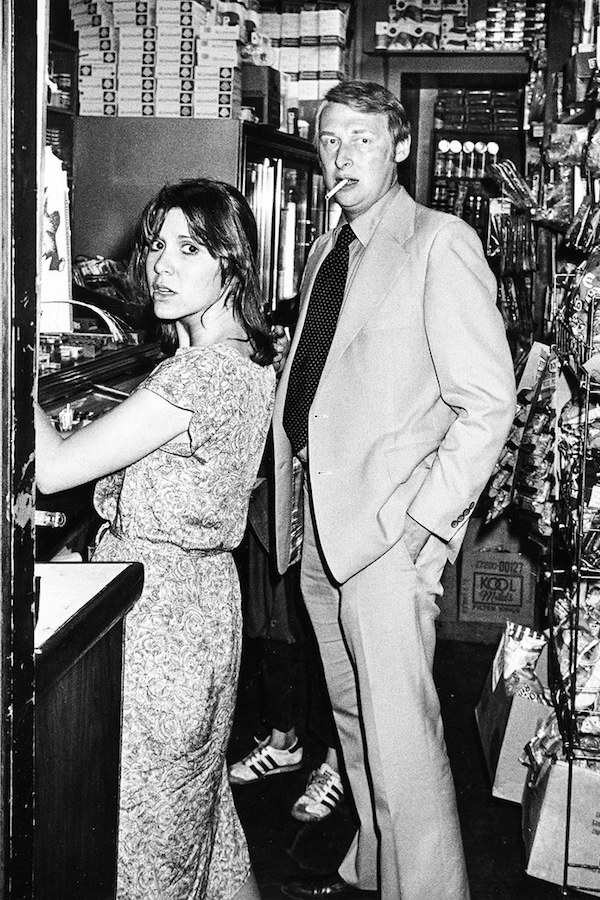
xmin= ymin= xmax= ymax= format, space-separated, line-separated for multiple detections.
xmin=291 ymin=762 xmax=344 ymax=822
xmin=228 ymin=738 xmax=303 ymax=784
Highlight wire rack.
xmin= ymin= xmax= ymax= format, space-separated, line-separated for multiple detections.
xmin=549 ymin=272 xmax=600 ymax=895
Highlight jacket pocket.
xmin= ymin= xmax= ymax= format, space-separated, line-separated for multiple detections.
xmin=385 ymin=440 xmax=436 ymax=485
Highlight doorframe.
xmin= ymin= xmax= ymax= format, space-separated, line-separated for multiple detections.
xmin=1 ymin=0 xmax=37 ymax=894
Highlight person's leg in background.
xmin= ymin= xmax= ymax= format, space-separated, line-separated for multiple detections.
xmin=231 ymin=555 xmax=344 ymax=827
xmin=291 ymin=593 xmax=344 ymax=823
xmin=230 ymin=550 xmax=305 ymax=783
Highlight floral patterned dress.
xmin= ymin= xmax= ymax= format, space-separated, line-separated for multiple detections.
xmin=92 ymin=343 xmax=275 ymax=899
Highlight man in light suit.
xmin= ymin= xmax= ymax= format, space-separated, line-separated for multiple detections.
xmin=275 ymin=80 xmax=516 ymax=900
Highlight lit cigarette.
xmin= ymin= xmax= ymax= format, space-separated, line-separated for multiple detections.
xmin=325 ymin=178 xmax=349 ymax=201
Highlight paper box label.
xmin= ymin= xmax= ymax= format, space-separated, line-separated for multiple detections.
xmin=460 ymin=551 xmax=536 ymax=625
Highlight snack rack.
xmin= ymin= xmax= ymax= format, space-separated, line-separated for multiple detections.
xmin=549 ymin=271 xmax=600 ymax=895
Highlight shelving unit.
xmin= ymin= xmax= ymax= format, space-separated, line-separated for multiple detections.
xmin=365 ymin=48 xmax=531 ymax=75
xmin=369 ymin=48 xmax=531 ymax=206
xmin=547 ymin=275 xmax=600 ymax=895
xmin=46 ymin=37 xmax=77 ymax=181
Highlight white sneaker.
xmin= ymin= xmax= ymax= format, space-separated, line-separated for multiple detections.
xmin=291 ymin=762 xmax=344 ymax=822
xmin=228 ymin=738 xmax=303 ymax=784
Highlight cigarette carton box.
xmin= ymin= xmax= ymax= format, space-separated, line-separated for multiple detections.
xmin=460 ymin=550 xmax=537 ymax=625
xmin=459 ymin=515 xmax=537 ymax=626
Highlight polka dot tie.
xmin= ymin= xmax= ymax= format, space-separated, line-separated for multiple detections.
xmin=283 ymin=223 xmax=356 ymax=456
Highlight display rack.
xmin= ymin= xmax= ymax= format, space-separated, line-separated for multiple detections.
xmin=549 ymin=272 xmax=600 ymax=895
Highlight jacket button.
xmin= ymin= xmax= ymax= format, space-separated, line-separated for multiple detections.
xmin=463 ymin=508 xmax=470 ymax=516
xmin=451 ymin=520 xmax=458 ymax=528
xmin=469 ymin=501 xmax=475 ymax=509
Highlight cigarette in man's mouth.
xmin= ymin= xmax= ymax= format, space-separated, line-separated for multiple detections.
xmin=325 ymin=178 xmax=349 ymax=201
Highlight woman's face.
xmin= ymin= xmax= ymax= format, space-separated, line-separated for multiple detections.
xmin=145 ymin=207 xmax=223 ymax=326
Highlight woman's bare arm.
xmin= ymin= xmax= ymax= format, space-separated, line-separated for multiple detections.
xmin=35 ymin=388 xmax=193 ymax=494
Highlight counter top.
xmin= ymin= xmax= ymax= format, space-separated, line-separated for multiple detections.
xmin=35 ymin=561 xmax=131 ymax=648
xmin=34 ymin=561 xmax=144 ymax=690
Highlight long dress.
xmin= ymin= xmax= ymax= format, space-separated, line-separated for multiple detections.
xmin=91 ymin=343 xmax=275 ymax=899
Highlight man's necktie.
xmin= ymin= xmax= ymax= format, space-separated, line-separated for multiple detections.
xmin=283 ymin=223 xmax=356 ymax=456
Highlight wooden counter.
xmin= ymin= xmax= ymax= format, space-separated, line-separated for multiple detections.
xmin=34 ymin=562 xmax=144 ymax=900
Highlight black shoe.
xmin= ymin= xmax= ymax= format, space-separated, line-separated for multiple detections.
xmin=280 ymin=874 xmax=376 ymax=899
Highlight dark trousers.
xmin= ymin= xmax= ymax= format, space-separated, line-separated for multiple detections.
xmin=236 ymin=526 xmax=337 ymax=750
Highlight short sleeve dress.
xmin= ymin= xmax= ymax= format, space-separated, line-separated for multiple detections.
xmin=91 ymin=343 xmax=275 ymax=899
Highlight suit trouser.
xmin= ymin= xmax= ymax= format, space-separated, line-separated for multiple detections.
xmin=300 ymin=483 xmax=470 ymax=900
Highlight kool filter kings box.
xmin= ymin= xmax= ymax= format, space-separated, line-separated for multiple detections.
xmin=459 ymin=549 xmax=537 ymax=626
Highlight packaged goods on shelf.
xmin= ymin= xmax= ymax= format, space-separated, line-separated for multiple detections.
xmin=69 ymin=0 xmax=247 ymax=118
xmin=497 ymin=275 xmax=534 ymax=334
xmin=484 ymin=342 xmax=571 ymax=542
xmin=375 ymin=0 xmax=547 ymax=51
xmin=549 ymin=581 xmax=600 ymax=727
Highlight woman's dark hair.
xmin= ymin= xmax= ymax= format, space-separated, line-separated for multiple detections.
xmin=315 ymin=79 xmax=411 ymax=147
xmin=129 ymin=178 xmax=274 ymax=366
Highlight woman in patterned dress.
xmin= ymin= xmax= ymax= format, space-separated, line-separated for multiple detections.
xmin=35 ymin=179 xmax=277 ymax=899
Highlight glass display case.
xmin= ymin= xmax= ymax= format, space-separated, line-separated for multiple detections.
xmin=244 ymin=147 xmax=325 ymax=312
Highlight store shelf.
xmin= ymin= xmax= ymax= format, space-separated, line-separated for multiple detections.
xmin=365 ymin=49 xmax=530 ymax=75
xmin=49 ymin=36 xmax=76 ymax=52
xmin=46 ymin=104 xmax=75 ymax=117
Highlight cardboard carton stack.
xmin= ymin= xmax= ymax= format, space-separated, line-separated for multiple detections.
xmin=70 ymin=0 xmax=119 ymax=117
xmin=69 ymin=0 xmax=243 ymax=119
xmin=154 ymin=1 xmax=207 ymax=118
xmin=317 ymin=6 xmax=346 ymax=107
xmin=259 ymin=3 xmax=348 ymax=134
xmin=459 ymin=515 xmax=538 ymax=628
xmin=112 ymin=0 xmax=157 ymax=118
xmin=195 ymin=22 xmax=242 ymax=119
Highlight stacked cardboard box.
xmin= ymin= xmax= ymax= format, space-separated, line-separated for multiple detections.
xmin=154 ymin=0 xmax=206 ymax=118
xmin=317 ymin=6 xmax=346 ymax=103
xmin=298 ymin=5 xmax=319 ymax=130
xmin=258 ymin=4 xmax=348 ymax=132
xmin=195 ymin=24 xmax=242 ymax=119
xmin=70 ymin=0 xmax=245 ymax=119
xmin=70 ymin=0 xmax=118 ymax=116
xmin=114 ymin=5 xmax=158 ymax=118
xmin=459 ymin=515 xmax=538 ymax=627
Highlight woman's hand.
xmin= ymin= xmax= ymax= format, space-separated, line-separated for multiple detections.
xmin=272 ymin=325 xmax=290 ymax=375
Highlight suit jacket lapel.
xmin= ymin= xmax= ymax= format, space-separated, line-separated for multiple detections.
xmin=322 ymin=188 xmax=416 ymax=379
